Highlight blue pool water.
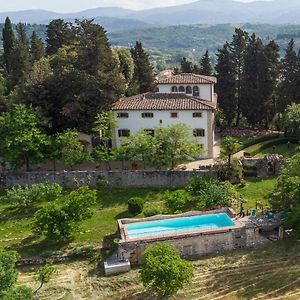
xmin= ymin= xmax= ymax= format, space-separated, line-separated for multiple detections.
xmin=126 ymin=213 xmax=235 ymax=239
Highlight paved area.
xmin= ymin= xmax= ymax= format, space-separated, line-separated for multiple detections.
xmin=177 ymin=134 xmax=221 ymax=170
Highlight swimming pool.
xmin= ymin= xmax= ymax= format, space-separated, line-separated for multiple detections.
xmin=125 ymin=213 xmax=235 ymax=239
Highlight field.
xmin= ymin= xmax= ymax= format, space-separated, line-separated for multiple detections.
xmin=19 ymin=240 xmax=300 ymax=300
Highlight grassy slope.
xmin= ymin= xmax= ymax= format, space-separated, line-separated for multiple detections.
xmin=19 ymin=240 xmax=300 ymax=300
xmin=0 ymin=180 xmax=277 ymax=258
xmin=0 ymin=188 xmax=166 ymax=257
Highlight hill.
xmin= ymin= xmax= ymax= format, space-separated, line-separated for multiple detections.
xmin=3 ymin=0 xmax=300 ymax=25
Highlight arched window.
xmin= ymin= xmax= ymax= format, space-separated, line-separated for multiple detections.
xmin=186 ymin=86 xmax=192 ymax=94
xmin=193 ymin=86 xmax=200 ymax=97
xmin=171 ymin=86 xmax=178 ymax=93
xmin=179 ymin=86 xmax=185 ymax=93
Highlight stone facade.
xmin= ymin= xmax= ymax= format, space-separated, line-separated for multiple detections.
xmin=0 ymin=170 xmax=213 ymax=189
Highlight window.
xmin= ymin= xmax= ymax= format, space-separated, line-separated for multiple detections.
xmin=117 ymin=112 xmax=129 ymax=118
xmin=194 ymin=129 xmax=205 ymax=137
xmin=193 ymin=112 xmax=202 ymax=118
xmin=144 ymin=129 xmax=155 ymax=137
xmin=118 ymin=129 xmax=130 ymax=137
xmin=170 ymin=112 xmax=178 ymax=118
xmin=186 ymin=86 xmax=192 ymax=94
xmin=179 ymin=86 xmax=185 ymax=93
xmin=142 ymin=112 xmax=154 ymax=118
xmin=171 ymin=86 xmax=178 ymax=92
xmin=193 ymin=86 xmax=200 ymax=97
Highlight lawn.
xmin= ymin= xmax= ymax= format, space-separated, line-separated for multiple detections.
xmin=0 ymin=180 xmax=277 ymax=258
xmin=236 ymin=177 xmax=277 ymax=211
xmin=19 ymin=240 xmax=300 ymax=300
xmin=0 ymin=188 xmax=167 ymax=258
xmin=254 ymin=143 xmax=298 ymax=158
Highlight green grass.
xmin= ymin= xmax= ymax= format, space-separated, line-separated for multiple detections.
xmin=254 ymin=143 xmax=298 ymax=158
xmin=236 ymin=177 xmax=277 ymax=210
xmin=0 ymin=188 xmax=167 ymax=258
xmin=244 ymin=137 xmax=299 ymax=157
xmin=0 ymin=182 xmax=277 ymax=258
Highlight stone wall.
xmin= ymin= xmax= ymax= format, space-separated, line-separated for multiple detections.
xmin=0 ymin=170 xmax=213 ymax=189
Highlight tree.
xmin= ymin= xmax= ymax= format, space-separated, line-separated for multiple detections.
xmin=112 ymin=47 xmax=134 ymax=93
xmin=230 ymin=28 xmax=248 ymax=127
xmin=2 ymin=17 xmax=16 ymax=75
xmin=272 ymin=153 xmax=300 ymax=236
xmin=180 ymin=57 xmax=194 ymax=73
xmin=0 ymin=74 xmax=8 ymax=112
xmin=221 ymin=136 xmax=241 ymax=169
xmin=56 ymin=129 xmax=89 ymax=169
xmin=186 ymin=176 xmax=238 ymax=209
xmin=282 ymin=103 xmax=300 ymax=135
xmin=199 ymin=50 xmax=213 ymax=75
xmin=140 ymin=243 xmax=193 ymax=298
xmin=10 ymin=23 xmax=31 ymax=86
xmin=0 ymin=250 xmax=19 ymax=298
xmin=3 ymin=286 xmax=33 ymax=300
xmin=35 ymin=264 xmax=56 ymax=294
xmin=93 ymin=111 xmax=118 ymax=170
xmin=154 ymin=124 xmax=202 ymax=169
xmin=30 ymin=31 xmax=45 ymax=62
xmin=120 ymin=130 xmax=156 ymax=169
xmin=46 ymin=19 xmax=75 ymax=55
xmin=33 ymin=187 xmax=97 ymax=240
xmin=215 ymin=43 xmax=236 ymax=126
xmin=130 ymin=41 xmax=154 ymax=94
xmin=0 ymin=105 xmax=49 ymax=171
xmin=278 ymin=39 xmax=298 ymax=112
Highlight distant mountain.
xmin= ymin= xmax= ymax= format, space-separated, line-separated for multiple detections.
xmin=2 ymin=0 xmax=300 ymax=26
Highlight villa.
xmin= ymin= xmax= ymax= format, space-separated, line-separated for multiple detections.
xmin=112 ymin=73 xmax=218 ymax=158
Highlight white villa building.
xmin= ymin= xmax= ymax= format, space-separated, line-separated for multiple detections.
xmin=112 ymin=73 xmax=217 ymax=158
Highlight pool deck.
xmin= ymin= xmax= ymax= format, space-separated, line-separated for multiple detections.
xmin=118 ymin=208 xmax=240 ymax=243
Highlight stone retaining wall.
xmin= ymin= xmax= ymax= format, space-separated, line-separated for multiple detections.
xmin=0 ymin=170 xmax=213 ymax=189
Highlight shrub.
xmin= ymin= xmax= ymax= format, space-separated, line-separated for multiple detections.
xmin=186 ymin=176 xmax=238 ymax=209
xmin=161 ymin=189 xmax=190 ymax=213
xmin=128 ymin=197 xmax=144 ymax=215
xmin=140 ymin=243 xmax=193 ymax=297
xmin=5 ymin=183 xmax=63 ymax=207
xmin=214 ymin=159 xmax=243 ymax=183
xmin=33 ymin=187 xmax=97 ymax=240
xmin=144 ymin=206 xmax=162 ymax=217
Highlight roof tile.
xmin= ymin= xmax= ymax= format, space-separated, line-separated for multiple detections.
xmin=112 ymin=93 xmax=216 ymax=111
xmin=157 ymin=73 xmax=217 ymax=84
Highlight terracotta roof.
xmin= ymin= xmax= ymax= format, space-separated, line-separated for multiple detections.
xmin=112 ymin=93 xmax=216 ymax=111
xmin=157 ymin=73 xmax=217 ymax=84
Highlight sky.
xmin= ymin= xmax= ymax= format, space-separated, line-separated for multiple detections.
xmin=0 ymin=0 xmax=271 ymax=12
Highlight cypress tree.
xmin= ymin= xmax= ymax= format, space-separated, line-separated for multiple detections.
xmin=278 ymin=39 xmax=298 ymax=111
xmin=180 ymin=57 xmax=194 ymax=73
xmin=215 ymin=43 xmax=236 ymax=126
xmin=10 ymin=23 xmax=31 ymax=86
xmin=230 ymin=28 xmax=248 ymax=127
xmin=31 ymin=31 xmax=45 ymax=62
xmin=130 ymin=41 xmax=155 ymax=94
xmin=2 ymin=17 xmax=16 ymax=74
xmin=262 ymin=40 xmax=280 ymax=127
xmin=199 ymin=50 xmax=213 ymax=76
xmin=241 ymin=34 xmax=272 ymax=127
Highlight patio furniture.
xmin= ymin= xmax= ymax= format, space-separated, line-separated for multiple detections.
xmin=250 ymin=209 xmax=257 ymax=218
